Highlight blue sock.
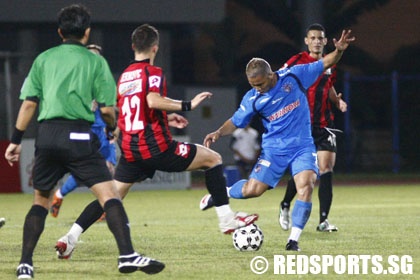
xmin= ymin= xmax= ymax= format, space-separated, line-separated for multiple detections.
xmin=291 ymin=200 xmax=312 ymax=230
xmin=61 ymin=175 xmax=78 ymax=196
xmin=228 ymin=179 xmax=247 ymax=199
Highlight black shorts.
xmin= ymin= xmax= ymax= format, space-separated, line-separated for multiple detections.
xmin=32 ymin=119 xmax=112 ymax=191
xmin=114 ymin=140 xmax=197 ymax=183
xmin=312 ymin=127 xmax=339 ymax=153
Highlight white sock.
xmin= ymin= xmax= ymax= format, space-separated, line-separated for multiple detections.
xmin=226 ymin=187 xmax=231 ymax=197
xmin=215 ymin=204 xmax=233 ymax=218
xmin=67 ymin=223 xmax=84 ymax=242
xmin=55 ymin=189 xmax=63 ymax=199
xmin=288 ymin=227 xmax=303 ymax=242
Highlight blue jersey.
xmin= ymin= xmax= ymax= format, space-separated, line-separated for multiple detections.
xmin=231 ymin=60 xmax=324 ymax=155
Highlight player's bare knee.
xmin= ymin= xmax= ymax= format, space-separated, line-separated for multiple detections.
xmin=296 ymin=185 xmax=313 ymax=201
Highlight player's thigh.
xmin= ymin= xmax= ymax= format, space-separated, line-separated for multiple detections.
xmin=289 ymin=146 xmax=318 ymax=177
xmin=317 ymin=150 xmax=336 ymax=173
xmin=249 ymin=150 xmax=288 ymax=188
xmin=186 ymin=144 xmax=222 ymax=170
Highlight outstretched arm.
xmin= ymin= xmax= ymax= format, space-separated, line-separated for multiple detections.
xmin=322 ymin=30 xmax=356 ymax=70
xmin=203 ymin=119 xmax=237 ymax=148
xmin=147 ymin=91 xmax=212 ymax=111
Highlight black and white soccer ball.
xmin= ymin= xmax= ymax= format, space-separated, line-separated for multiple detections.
xmin=232 ymin=224 xmax=264 ymax=251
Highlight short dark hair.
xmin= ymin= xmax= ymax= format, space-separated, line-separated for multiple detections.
xmin=306 ymin=23 xmax=326 ymax=36
xmin=131 ymin=24 xmax=159 ymax=52
xmin=246 ymin=58 xmax=272 ymax=78
xmin=58 ymin=4 xmax=91 ymax=39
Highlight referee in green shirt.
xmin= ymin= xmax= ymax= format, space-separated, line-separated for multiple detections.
xmin=4 ymin=4 xmax=164 ymax=279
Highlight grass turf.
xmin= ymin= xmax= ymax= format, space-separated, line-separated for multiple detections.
xmin=0 ymin=184 xmax=419 ymax=279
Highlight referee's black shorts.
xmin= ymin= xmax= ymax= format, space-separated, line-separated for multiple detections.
xmin=32 ymin=119 xmax=112 ymax=191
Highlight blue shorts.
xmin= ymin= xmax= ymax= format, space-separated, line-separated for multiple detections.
xmin=249 ymin=145 xmax=318 ymax=188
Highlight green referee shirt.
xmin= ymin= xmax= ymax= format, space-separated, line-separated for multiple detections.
xmin=20 ymin=41 xmax=116 ymax=123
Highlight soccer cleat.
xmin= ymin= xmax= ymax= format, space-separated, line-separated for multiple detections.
xmin=0 ymin=217 xmax=5 ymax=228
xmin=199 ymin=194 xmax=214 ymax=211
xmin=285 ymin=240 xmax=300 ymax=251
xmin=16 ymin=263 xmax=34 ymax=279
xmin=118 ymin=252 xmax=165 ymax=274
xmin=219 ymin=212 xmax=259 ymax=234
xmin=97 ymin=213 xmax=106 ymax=222
xmin=279 ymin=207 xmax=290 ymax=231
xmin=55 ymin=235 xmax=76 ymax=259
xmin=50 ymin=193 xmax=63 ymax=218
xmin=316 ymin=220 xmax=338 ymax=232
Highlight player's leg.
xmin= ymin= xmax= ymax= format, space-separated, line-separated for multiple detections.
xmin=50 ymin=175 xmax=79 ymax=217
xmin=285 ymin=148 xmax=318 ymax=251
xmin=279 ymin=178 xmax=297 ymax=230
xmin=316 ymin=150 xmax=338 ymax=232
xmin=188 ymin=144 xmax=258 ymax=234
xmin=17 ymin=149 xmax=66 ymax=279
xmin=55 ymin=157 xmax=138 ymax=257
xmin=200 ymin=149 xmax=283 ymax=207
xmin=56 ymin=147 xmax=164 ymax=274
xmin=286 ymin=170 xmax=316 ymax=251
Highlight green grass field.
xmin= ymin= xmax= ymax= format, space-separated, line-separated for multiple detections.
xmin=0 ymin=184 xmax=419 ymax=279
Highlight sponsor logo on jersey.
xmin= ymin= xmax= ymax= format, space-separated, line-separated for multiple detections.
xmin=118 ymin=80 xmax=142 ymax=96
xmin=268 ymin=99 xmax=300 ymax=121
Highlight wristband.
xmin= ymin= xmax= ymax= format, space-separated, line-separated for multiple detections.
xmin=11 ymin=127 xmax=25 ymax=145
xmin=181 ymin=100 xmax=192 ymax=111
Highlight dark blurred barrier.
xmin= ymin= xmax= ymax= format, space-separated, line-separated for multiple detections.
xmin=341 ymin=71 xmax=420 ymax=173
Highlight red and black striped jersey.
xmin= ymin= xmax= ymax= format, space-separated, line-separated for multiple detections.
xmin=117 ymin=60 xmax=172 ymax=161
xmin=283 ymin=52 xmax=337 ymax=128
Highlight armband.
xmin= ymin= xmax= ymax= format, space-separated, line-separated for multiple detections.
xmin=11 ymin=127 xmax=25 ymax=145
xmin=181 ymin=100 xmax=192 ymax=111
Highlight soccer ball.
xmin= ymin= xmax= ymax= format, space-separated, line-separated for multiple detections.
xmin=232 ymin=224 xmax=264 ymax=251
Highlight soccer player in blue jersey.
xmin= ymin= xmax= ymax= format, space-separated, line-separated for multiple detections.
xmin=200 ymin=30 xmax=355 ymax=251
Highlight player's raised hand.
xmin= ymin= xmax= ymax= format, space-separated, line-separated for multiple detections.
xmin=191 ymin=91 xmax=212 ymax=110
xmin=333 ymin=30 xmax=356 ymax=52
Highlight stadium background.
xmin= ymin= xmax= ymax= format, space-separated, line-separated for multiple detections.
xmin=1 ymin=0 xmax=419 ymax=192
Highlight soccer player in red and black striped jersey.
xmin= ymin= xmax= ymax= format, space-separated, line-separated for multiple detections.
xmin=59 ymin=24 xmax=258 ymax=252
xmin=279 ymin=24 xmax=347 ymax=233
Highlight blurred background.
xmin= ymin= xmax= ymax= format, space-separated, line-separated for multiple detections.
xmin=1 ymin=0 xmax=419 ymax=191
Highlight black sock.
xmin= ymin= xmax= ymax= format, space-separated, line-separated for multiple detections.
xmin=205 ymin=164 xmax=229 ymax=206
xmin=104 ymin=199 xmax=134 ymax=256
xmin=319 ymin=172 xmax=333 ymax=223
xmin=20 ymin=205 xmax=48 ymax=265
xmin=75 ymin=200 xmax=104 ymax=232
xmin=281 ymin=178 xmax=297 ymax=209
